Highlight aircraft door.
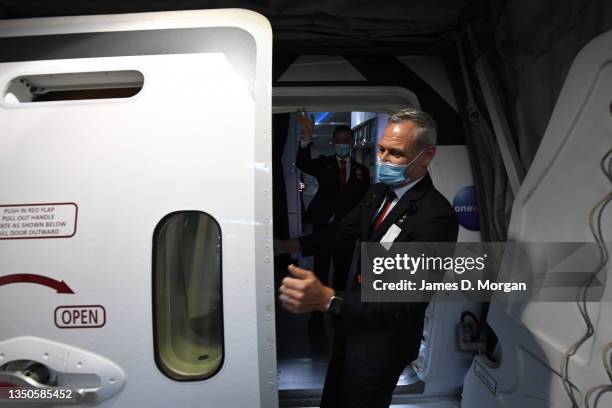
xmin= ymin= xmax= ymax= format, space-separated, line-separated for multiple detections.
xmin=0 ymin=10 xmax=275 ymax=408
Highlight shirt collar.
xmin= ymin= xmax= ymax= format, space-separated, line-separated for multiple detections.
xmin=391 ymin=175 xmax=424 ymax=200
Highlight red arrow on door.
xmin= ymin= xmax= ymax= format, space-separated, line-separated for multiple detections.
xmin=0 ymin=274 xmax=74 ymax=294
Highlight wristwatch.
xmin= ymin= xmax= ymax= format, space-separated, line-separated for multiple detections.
xmin=326 ymin=295 xmax=344 ymax=316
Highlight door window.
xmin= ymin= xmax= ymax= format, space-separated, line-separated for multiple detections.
xmin=153 ymin=211 xmax=223 ymax=381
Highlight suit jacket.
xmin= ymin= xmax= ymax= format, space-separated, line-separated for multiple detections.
xmin=297 ymin=142 xmax=370 ymax=226
xmin=299 ymin=173 xmax=459 ymax=371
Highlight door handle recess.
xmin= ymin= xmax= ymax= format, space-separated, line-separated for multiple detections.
xmin=0 ymin=337 xmax=125 ymax=403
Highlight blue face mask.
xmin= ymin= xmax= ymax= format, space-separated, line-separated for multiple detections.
xmin=334 ymin=144 xmax=351 ymax=158
xmin=377 ymin=150 xmax=425 ymax=186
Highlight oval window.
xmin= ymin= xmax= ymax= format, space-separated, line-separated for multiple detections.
xmin=153 ymin=211 xmax=223 ymax=381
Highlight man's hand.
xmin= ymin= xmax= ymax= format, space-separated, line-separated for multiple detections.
xmin=274 ymin=238 xmax=300 ymax=256
xmin=296 ymin=108 xmax=315 ymax=142
xmin=279 ymin=264 xmax=335 ymax=314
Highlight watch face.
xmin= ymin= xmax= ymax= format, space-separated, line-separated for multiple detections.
xmin=329 ymin=296 xmax=344 ymax=314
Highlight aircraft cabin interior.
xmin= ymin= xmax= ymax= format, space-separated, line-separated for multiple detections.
xmin=0 ymin=2 xmax=611 ymax=408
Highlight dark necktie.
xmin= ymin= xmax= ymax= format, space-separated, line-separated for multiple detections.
xmin=372 ymin=189 xmax=396 ymax=230
xmin=338 ymin=159 xmax=347 ymax=188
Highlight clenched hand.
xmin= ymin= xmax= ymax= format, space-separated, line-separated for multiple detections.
xmin=279 ymin=264 xmax=335 ymax=313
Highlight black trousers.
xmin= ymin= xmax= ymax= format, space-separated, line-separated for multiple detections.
xmin=312 ymin=223 xmax=355 ymax=290
xmin=319 ymin=331 xmax=412 ymax=408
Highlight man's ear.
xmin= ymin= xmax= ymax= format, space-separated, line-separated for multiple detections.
xmin=424 ymin=145 xmax=436 ymax=163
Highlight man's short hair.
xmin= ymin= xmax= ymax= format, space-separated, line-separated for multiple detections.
xmin=388 ymin=108 xmax=437 ymax=147
xmin=332 ymin=125 xmax=354 ymax=142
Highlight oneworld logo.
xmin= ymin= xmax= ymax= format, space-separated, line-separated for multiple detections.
xmin=453 ymin=185 xmax=480 ymax=231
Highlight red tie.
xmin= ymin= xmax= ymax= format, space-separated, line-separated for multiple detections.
xmin=338 ymin=159 xmax=347 ymax=188
xmin=373 ymin=190 xmax=396 ymax=230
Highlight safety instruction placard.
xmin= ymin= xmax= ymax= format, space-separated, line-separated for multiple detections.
xmin=0 ymin=203 xmax=78 ymax=239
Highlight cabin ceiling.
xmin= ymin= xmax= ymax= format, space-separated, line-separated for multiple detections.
xmin=0 ymin=0 xmax=479 ymax=50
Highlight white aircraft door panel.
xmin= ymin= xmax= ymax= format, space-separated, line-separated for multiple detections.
xmin=0 ymin=10 xmax=275 ymax=408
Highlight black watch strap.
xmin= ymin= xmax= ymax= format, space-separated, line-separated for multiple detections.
xmin=326 ymin=295 xmax=344 ymax=315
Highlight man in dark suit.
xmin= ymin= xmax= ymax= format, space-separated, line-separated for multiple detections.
xmin=275 ymin=108 xmax=459 ymax=408
xmin=296 ymin=111 xmax=370 ymax=290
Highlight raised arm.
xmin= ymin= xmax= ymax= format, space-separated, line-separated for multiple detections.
xmin=295 ymin=109 xmax=322 ymax=177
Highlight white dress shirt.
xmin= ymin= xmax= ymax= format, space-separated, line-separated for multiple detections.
xmin=374 ymin=176 xmax=424 ymax=243
xmin=300 ymin=138 xmax=351 ymax=181
xmin=374 ymin=176 xmax=425 ymax=221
